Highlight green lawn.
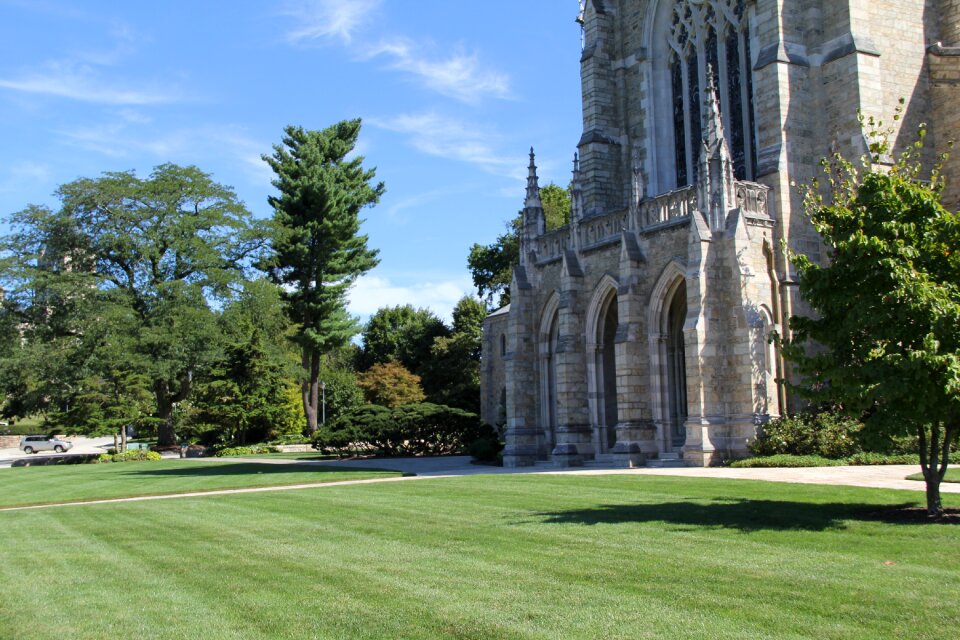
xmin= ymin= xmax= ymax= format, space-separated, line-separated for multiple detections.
xmin=0 ymin=473 xmax=957 ymax=639
xmin=0 ymin=459 xmax=402 ymax=508
xmin=907 ymin=468 xmax=960 ymax=483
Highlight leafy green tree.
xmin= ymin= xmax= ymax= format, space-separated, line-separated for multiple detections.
xmin=783 ymin=119 xmax=960 ymax=517
xmin=192 ymin=330 xmax=293 ymax=445
xmin=261 ymin=120 xmax=382 ymax=434
xmin=468 ymin=183 xmax=570 ymax=308
xmin=0 ymin=164 xmax=264 ymax=446
xmin=357 ymin=362 xmax=426 ymax=408
xmin=356 ymin=305 xmax=449 ymax=380
xmin=316 ymin=361 xmax=364 ymax=426
xmin=422 ymin=296 xmax=485 ymax=412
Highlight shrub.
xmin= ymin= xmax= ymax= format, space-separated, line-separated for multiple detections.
xmin=214 ymin=445 xmax=279 ymax=457
xmin=749 ymin=413 xmax=863 ymax=459
xmin=466 ymin=434 xmax=503 ymax=463
xmin=313 ymin=403 xmax=495 ymax=457
xmin=847 ymin=451 xmax=960 ymax=466
xmin=95 ymin=450 xmax=163 ymax=463
xmin=728 ymin=454 xmax=845 ymax=468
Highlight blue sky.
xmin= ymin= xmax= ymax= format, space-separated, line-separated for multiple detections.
xmin=0 ymin=0 xmax=584 ymax=322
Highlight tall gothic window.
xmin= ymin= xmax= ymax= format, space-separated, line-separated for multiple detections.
xmin=668 ymin=0 xmax=757 ymax=186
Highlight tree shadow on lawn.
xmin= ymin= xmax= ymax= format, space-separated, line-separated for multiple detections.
xmin=532 ymin=498 xmax=951 ymax=532
xmin=122 ymin=462 xmax=405 ymax=479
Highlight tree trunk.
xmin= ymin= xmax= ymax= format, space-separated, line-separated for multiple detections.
xmin=156 ymin=397 xmax=177 ymax=448
xmin=120 ymin=427 xmax=128 ymax=453
xmin=154 ymin=374 xmax=192 ymax=448
xmin=301 ymin=348 xmax=319 ymax=434
xmin=918 ymin=422 xmax=953 ymax=518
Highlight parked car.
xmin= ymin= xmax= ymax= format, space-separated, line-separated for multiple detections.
xmin=19 ymin=435 xmax=73 ymax=454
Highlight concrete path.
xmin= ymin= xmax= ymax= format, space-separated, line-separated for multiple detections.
xmin=285 ymin=456 xmax=960 ymax=493
xmin=1 ymin=454 xmax=955 ymax=513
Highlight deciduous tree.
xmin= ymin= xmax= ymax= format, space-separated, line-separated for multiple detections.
xmin=0 ymin=164 xmax=264 ymax=446
xmin=783 ymin=118 xmax=960 ymax=517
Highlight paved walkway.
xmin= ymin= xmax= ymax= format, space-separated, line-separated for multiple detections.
xmin=288 ymin=456 xmax=960 ymax=493
xmin=1 ymin=455 xmax=955 ymax=513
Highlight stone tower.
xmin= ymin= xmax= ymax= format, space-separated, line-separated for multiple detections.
xmin=481 ymin=0 xmax=959 ymax=467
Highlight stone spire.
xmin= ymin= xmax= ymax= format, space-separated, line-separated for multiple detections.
xmin=570 ymin=152 xmax=584 ymax=222
xmin=524 ymin=147 xmax=543 ymax=210
xmin=697 ymin=66 xmax=737 ymax=232
xmin=521 ymin=147 xmax=545 ymax=265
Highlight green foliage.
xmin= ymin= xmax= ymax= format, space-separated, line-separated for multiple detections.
xmin=421 ymin=296 xmax=485 ymax=412
xmin=95 ymin=450 xmax=163 ymax=464
xmin=316 ymin=362 xmax=364 ymax=425
xmin=728 ymin=455 xmax=846 ymax=468
xmin=356 ymin=305 xmax=449 ymax=375
xmin=749 ymin=413 xmax=863 ymax=459
xmin=214 ymin=445 xmax=279 ymax=457
xmin=0 ymin=164 xmax=265 ymax=446
xmin=260 ymin=120 xmax=382 ymax=433
xmin=467 ymin=220 xmax=518 ymax=309
xmin=466 ymin=433 xmax=503 ymax=463
xmin=783 ymin=110 xmax=960 ymax=514
xmin=313 ymin=402 xmax=494 ymax=456
xmin=191 ymin=330 xmax=295 ymax=446
xmin=357 ymin=362 xmax=426 ymax=408
xmin=467 ymin=184 xmax=571 ymax=308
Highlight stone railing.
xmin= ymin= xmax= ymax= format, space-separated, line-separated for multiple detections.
xmin=531 ymin=181 xmax=771 ymax=263
xmin=636 ymin=185 xmax=697 ymax=228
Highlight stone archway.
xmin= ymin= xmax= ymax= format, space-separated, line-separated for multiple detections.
xmin=648 ymin=260 xmax=690 ymax=455
xmin=597 ymin=294 xmax=619 ymax=453
xmin=538 ymin=295 xmax=561 ymax=459
xmin=664 ymin=281 xmax=688 ymax=449
xmin=585 ymin=276 xmax=620 ymax=457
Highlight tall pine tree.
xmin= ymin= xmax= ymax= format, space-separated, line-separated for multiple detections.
xmin=261 ymin=121 xmax=382 ymax=433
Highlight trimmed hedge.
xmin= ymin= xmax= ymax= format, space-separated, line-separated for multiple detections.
xmin=729 ymin=455 xmax=846 ymax=468
xmin=728 ymin=452 xmax=960 ymax=468
xmin=312 ymin=403 xmax=496 ymax=457
xmin=95 ymin=450 xmax=163 ymax=463
xmin=214 ymin=445 xmax=279 ymax=457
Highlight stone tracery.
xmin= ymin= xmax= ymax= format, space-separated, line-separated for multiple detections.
xmin=668 ymin=0 xmax=756 ymax=185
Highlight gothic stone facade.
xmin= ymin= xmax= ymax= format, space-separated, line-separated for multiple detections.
xmin=481 ymin=0 xmax=960 ymax=467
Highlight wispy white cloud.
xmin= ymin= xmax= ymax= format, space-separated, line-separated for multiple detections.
xmin=348 ymin=273 xmax=472 ymax=323
xmin=54 ymin=121 xmax=273 ymax=186
xmin=369 ymin=112 xmax=524 ymax=178
xmin=283 ymin=0 xmax=381 ymax=44
xmin=364 ymin=38 xmax=510 ymax=104
xmin=0 ymin=60 xmax=179 ymax=105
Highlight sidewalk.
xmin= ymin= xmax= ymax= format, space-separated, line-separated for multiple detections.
xmin=256 ymin=455 xmax=960 ymax=493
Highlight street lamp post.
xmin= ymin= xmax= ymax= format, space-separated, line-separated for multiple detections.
xmin=320 ymin=381 xmax=326 ymax=426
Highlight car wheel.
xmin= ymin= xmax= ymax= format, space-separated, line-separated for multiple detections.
xmin=23 ymin=446 xmax=34 ymax=454
xmin=54 ymin=445 xmax=65 ymax=453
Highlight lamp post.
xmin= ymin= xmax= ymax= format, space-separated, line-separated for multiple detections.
xmin=320 ymin=381 xmax=326 ymax=425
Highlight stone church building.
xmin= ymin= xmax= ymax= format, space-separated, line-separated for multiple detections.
xmin=480 ymin=0 xmax=960 ymax=467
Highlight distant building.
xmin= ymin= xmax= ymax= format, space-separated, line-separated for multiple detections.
xmin=481 ymin=0 xmax=960 ymax=467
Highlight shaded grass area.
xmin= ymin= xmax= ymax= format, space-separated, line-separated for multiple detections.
xmin=0 ymin=459 xmax=402 ymax=508
xmin=1 ymin=474 xmax=958 ymax=639
xmin=907 ymin=469 xmax=960 ymax=483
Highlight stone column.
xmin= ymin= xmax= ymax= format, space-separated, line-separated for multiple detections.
xmin=611 ymin=231 xmax=655 ymax=466
xmin=551 ymin=251 xmax=591 ymax=466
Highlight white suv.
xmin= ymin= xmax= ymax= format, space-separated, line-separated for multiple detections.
xmin=19 ymin=435 xmax=73 ymax=454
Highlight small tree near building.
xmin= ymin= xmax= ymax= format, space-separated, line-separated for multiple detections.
xmin=784 ymin=116 xmax=960 ymax=517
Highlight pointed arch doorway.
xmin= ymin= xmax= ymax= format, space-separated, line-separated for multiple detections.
xmin=664 ymin=281 xmax=688 ymax=449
